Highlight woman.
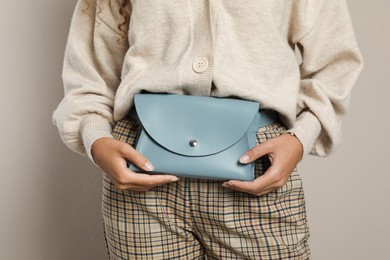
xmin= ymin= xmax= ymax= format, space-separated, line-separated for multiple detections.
xmin=52 ymin=0 xmax=364 ymax=259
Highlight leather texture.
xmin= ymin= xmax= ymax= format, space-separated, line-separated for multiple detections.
xmin=128 ymin=93 xmax=278 ymax=181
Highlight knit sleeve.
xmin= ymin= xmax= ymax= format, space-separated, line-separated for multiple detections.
xmin=286 ymin=0 xmax=364 ymax=158
xmin=51 ymin=0 xmax=131 ymax=167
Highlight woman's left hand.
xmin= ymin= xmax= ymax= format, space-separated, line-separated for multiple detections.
xmin=222 ymin=133 xmax=303 ymax=196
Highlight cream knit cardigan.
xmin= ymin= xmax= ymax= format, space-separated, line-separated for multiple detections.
xmin=52 ymin=0 xmax=364 ymax=166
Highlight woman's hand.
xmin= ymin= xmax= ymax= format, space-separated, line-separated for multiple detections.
xmin=91 ymin=137 xmax=179 ymax=191
xmin=222 ymin=133 xmax=303 ymax=196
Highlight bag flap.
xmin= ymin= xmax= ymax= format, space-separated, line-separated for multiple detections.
xmin=133 ymin=93 xmax=260 ymax=156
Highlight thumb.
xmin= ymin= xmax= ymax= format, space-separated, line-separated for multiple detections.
xmin=119 ymin=143 xmax=155 ymax=172
xmin=239 ymin=140 xmax=273 ymax=164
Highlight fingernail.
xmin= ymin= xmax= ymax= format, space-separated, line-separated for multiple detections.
xmin=239 ymin=154 xmax=249 ymax=163
xmin=144 ymin=161 xmax=154 ymax=171
xmin=171 ymin=176 xmax=179 ymax=182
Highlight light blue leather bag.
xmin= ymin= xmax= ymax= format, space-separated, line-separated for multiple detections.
xmin=128 ymin=93 xmax=278 ymax=181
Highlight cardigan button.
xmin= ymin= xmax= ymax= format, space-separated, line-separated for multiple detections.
xmin=192 ymin=57 xmax=208 ymax=73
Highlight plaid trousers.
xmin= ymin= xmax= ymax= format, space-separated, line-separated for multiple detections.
xmin=101 ymin=114 xmax=311 ymax=260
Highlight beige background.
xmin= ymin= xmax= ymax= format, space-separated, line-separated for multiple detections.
xmin=1 ymin=0 xmax=388 ymax=259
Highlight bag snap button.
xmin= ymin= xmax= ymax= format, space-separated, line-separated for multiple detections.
xmin=189 ymin=139 xmax=198 ymax=147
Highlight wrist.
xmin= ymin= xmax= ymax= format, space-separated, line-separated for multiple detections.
xmin=91 ymin=137 xmax=113 ymax=165
xmin=80 ymin=114 xmax=114 ymax=167
xmin=285 ymin=109 xmax=322 ymax=159
xmin=285 ymin=131 xmax=304 ymax=160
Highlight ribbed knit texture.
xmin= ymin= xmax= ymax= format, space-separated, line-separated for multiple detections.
xmin=52 ymin=0 xmax=364 ymax=166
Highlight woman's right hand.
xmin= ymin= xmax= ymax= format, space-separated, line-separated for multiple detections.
xmin=91 ymin=137 xmax=179 ymax=191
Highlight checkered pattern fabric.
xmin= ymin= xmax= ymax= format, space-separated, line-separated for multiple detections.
xmin=101 ymin=114 xmax=311 ymax=260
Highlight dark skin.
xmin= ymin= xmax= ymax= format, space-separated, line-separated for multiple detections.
xmin=92 ymin=132 xmax=303 ymax=195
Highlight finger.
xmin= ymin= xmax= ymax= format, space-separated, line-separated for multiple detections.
xmin=124 ymin=170 xmax=179 ymax=188
xmin=118 ymin=143 xmax=155 ymax=171
xmin=255 ymin=187 xmax=279 ymax=196
xmin=224 ymin=185 xmax=276 ymax=197
xmin=222 ymin=181 xmax=257 ymax=194
xmin=239 ymin=140 xmax=273 ymax=164
xmin=113 ymin=172 xmax=179 ymax=191
xmin=223 ymin=160 xmax=282 ymax=194
xmin=110 ymin=156 xmax=179 ymax=190
xmin=223 ymin=180 xmax=279 ymax=196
